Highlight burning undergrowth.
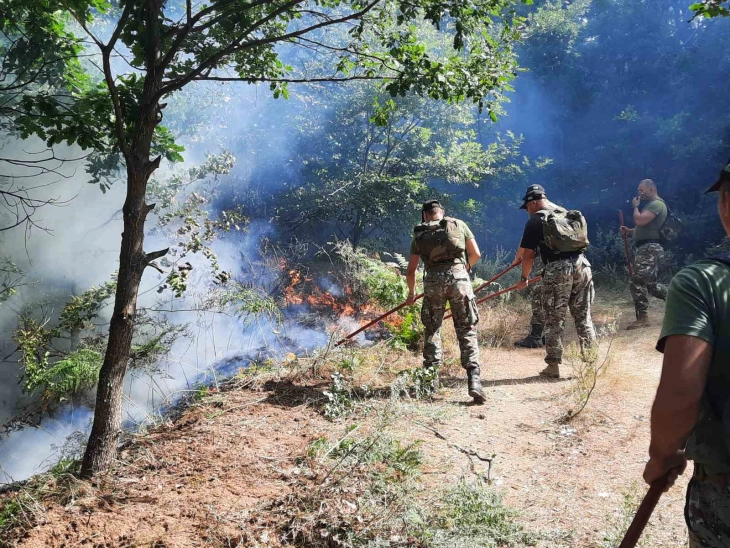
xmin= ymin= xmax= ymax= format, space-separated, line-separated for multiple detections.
xmin=278 ymin=242 xmax=417 ymax=346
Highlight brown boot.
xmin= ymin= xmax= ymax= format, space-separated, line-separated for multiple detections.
xmin=539 ymin=363 xmax=560 ymax=379
xmin=467 ymin=368 xmax=486 ymax=404
xmin=626 ymin=311 xmax=650 ymax=330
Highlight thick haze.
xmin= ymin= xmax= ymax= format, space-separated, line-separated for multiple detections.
xmin=2 ymin=0 xmax=730 ymax=482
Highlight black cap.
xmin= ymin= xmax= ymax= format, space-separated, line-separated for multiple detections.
xmin=519 ymin=184 xmax=546 ymax=209
xmin=706 ymin=159 xmax=730 ymax=193
xmin=422 ymin=199 xmax=443 ymax=212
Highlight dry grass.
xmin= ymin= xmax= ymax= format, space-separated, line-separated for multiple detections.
xmin=4 ymin=285 xmax=687 ymax=548
xmin=0 ymin=465 xmax=94 ymax=543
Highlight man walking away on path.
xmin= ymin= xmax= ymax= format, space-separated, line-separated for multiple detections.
xmin=405 ymin=200 xmax=486 ymax=404
xmin=513 ymin=185 xmax=596 ymax=379
xmin=643 ymin=163 xmax=730 ymax=547
xmin=620 ymin=179 xmax=668 ymax=329
xmin=512 ymin=253 xmax=546 ymax=348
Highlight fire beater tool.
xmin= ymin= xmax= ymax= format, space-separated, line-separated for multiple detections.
xmin=619 ymin=210 xmax=634 ymax=276
xmin=335 ymin=263 xmax=519 ymax=347
xmin=618 ymin=474 xmax=670 ymax=548
xmin=443 ymin=276 xmax=542 ymax=320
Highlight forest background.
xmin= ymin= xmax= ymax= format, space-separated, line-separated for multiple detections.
xmin=0 ymin=0 xmax=729 ymax=485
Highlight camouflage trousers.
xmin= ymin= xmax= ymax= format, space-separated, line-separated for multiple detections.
xmin=687 ymin=464 xmax=730 ymax=547
xmin=542 ymin=255 xmax=596 ymax=365
xmin=630 ymin=242 xmax=667 ymax=314
xmin=529 ymin=254 xmax=546 ymax=327
xmin=421 ymin=265 xmax=480 ymax=371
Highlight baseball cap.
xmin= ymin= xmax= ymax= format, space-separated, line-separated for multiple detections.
xmin=422 ymin=199 xmax=444 ymax=212
xmin=706 ymin=159 xmax=730 ymax=193
xmin=519 ymin=184 xmax=546 ymax=209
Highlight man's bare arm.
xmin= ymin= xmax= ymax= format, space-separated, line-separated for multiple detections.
xmin=405 ymin=254 xmax=421 ymax=304
xmin=512 ymin=247 xmax=525 ymax=266
xmin=466 ymin=238 xmax=481 ymax=270
xmin=520 ymin=248 xmax=536 ymax=281
xmin=643 ymin=334 xmax=712 ymax=487
xmin=633 ymin=209 xmax=658 ymax=227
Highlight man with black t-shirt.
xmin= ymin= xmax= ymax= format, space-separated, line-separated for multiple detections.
xmin=511 ymin=185 xmax=596 ymax=378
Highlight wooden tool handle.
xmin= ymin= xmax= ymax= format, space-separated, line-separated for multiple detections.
xmin=618 ymin=475 xmax=669 ymax=548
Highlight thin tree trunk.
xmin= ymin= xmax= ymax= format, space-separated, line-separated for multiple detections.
xmin=81 ymin=165 xmax=151 ymax=477
xmin=81 ymin=0 xmax=166 ymax=477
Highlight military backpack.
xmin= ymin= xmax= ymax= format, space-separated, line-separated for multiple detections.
xmin=536 ymin=206 xmax=590 ymax=253
xmin=413 ymin=217 xmax=466 ymax=265
xmin=659 ymin=207 xmax=683 ymax=245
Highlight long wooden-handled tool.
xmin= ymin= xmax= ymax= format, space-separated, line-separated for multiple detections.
xmin=619 ymin=210 xmax=634 ymax=276
xmin=443 ymin=276 xmax=542 ymax=320
xmin=617 ymin=474 xmax=669 ymax=548
xmin=335 ymin=297 xmax=422 ymax=346
xmin=472 ymin=263 xmax=519 ymax=295
xmin=335 ymin=263 xmax=519 ymax=347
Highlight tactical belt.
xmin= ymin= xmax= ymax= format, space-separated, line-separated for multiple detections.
xmin=636 ymin=239 xmax=662 ymax=247
xmin=426 ymin=261 xmax=464 ymax=273
xmin=693 ymin=463 xmax=730 ymax=484
xmin=544 ymin=251 xmax=583 ymax=264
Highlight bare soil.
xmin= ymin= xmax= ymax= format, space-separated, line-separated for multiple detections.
xmin=6 ymin=293 xmax=688 ymax=547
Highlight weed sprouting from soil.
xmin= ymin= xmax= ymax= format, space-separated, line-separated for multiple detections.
xmin=562 ymin=311 xmax=620 ymax=422
xmin=421 ymin=479 xmax=538 ymax=548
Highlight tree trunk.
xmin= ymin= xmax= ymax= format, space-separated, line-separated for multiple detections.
xmin=352 ymin=209 xmax=363 ymax=249
xmin=80 ymin=0 xmax=165 ymax=479
xmin=80 ymin=165 xmax=151 ymax=477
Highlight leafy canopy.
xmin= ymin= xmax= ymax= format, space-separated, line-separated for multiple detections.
xmin=4 ymin=0 xmax=531 ymax=170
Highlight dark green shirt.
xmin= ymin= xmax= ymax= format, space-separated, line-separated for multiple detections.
xmin=633 ymin=198 xmax=668 ymax=243
xmin=658 ymin=259 xmax=730 ymax=474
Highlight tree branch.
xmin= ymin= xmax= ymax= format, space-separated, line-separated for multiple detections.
xmin=104 ymin=0 xmax=135 ymax=53
xmin=157 ymin=0 xmax=380 ymax=99
xmin=145 ymin=248 xmax=170 ymax=264
xmin=190 ymin=75 xmax=385 ymax=84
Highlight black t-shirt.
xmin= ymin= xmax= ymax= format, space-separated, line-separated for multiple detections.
xmin=520 ymin=214 xmax=561 ymax=263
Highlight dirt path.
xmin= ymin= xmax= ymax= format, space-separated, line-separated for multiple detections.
xmin=414 ymin=298 xmax=687 ymax=547
xmin=9 ymin=295 xmax=687 ymax=547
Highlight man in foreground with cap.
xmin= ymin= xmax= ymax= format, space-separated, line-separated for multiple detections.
xmin=405 ymin=200 xmax=486 ymax=403
xmin=512 ymin=185 xmax=596 ymax=378
xmin=643 ymin=165 xmax=730 ymax=547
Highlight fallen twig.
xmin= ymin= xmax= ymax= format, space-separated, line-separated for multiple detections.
xmin=418 ymin=422 xmax=494 ymax=480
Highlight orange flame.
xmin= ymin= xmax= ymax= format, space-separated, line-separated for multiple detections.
xmin=283 ymin=268 xmax=382 ymax=325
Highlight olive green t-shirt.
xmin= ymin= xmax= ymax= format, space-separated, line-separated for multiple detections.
xmin=657 ymin=259 xmax=730 ymax=474
xmin=410 ymin=218 xmax=474 ymax=268
xmin=633 ymin=198 xmax=668 ymax=243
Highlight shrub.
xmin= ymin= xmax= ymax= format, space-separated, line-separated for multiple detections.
xmin=384 ymin=311 xmax=423 ymax=350
xmin=22 ymin=348 xmax=103 ymax=406
xmin=334 ymin=241 xmax=410 ymax=309
xmin=323 ymin=372 xmax=356 ymax=420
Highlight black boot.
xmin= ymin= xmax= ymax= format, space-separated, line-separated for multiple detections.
xmin=514 ymin=324 xmax=545 ymax=348
xmin=467 ymin=367 xmax=486 ymax=404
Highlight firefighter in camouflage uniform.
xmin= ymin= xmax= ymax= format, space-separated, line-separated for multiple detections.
xmin=406 ymin=200 xmax=486 ymax=404
xmin=643 ymin=162 xmax=730 ymax=547
xmin=620 ymin=179 xmax=668 ymax=329
xmin=512 ymin=185 xmax=596 ymax=379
